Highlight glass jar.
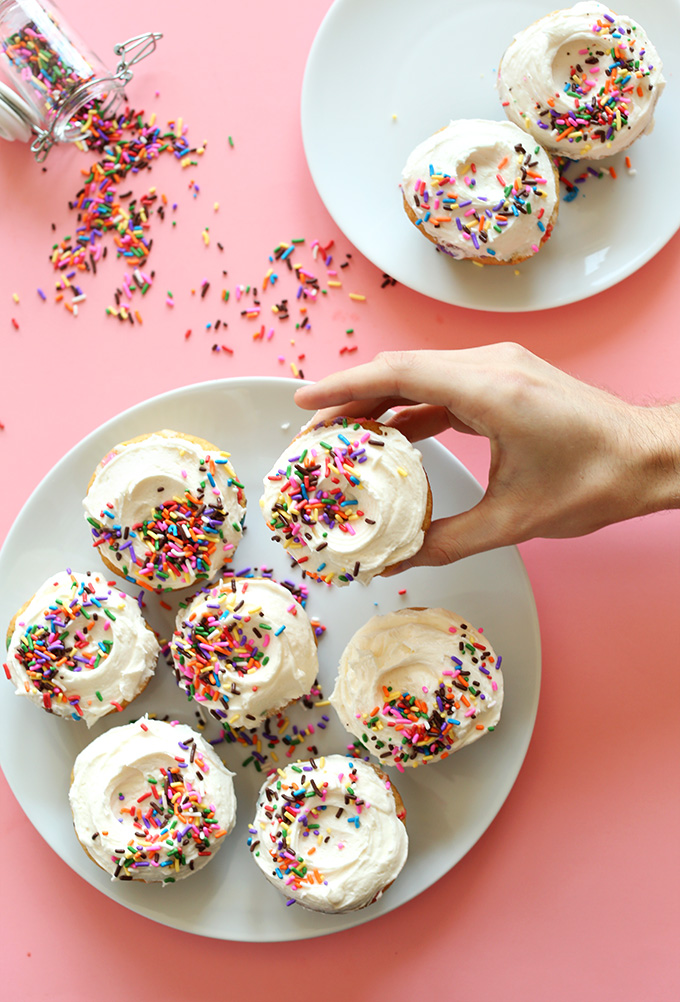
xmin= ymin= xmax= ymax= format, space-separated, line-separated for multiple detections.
xmin=0 ymin=0 xmax=160 ymax=159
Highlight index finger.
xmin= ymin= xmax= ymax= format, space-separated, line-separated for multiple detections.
xmin=294 ymin=350 xmax=466 ymax=411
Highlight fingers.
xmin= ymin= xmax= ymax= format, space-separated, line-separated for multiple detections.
xmin=386 ymin=404 xmax=480 ymax=440
xmin=383 ymin=499 xmax=521 ymax=572
xmin=302 ymin=395 xmax=421 ymax=427
xmin=294 ymin=351 xmax=463 ymax=412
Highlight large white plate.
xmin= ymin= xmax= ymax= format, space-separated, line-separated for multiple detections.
xmin=0 ymin=378 xmax=540 ymax=940
xmin=301 ymin=0 xmax=680 ymax=312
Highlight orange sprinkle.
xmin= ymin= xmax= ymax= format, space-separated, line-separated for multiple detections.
xmin=625 ymin=156 xmax=632 ymax=168
xmin=609 ymin=167 xmax=617 ymax=179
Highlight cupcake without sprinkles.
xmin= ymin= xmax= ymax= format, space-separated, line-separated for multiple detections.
xmin=330 ymin=608 xmax=504 ymax=768
xmin=4 ymin=569 xmax=159 ymax=725
xmin=497 ymin=2 xmax=665 ymax=160
xmin=401 ymin=119 xmax=559 ymax=263
xmin=170 ymin=576 xmax=319 ymax=728
xmin=83 ymin=430 xmax=246 ymax=593
xmin=261 ymin=418 xmax=431 ymax=586
xmin=248 ymin=755 xmax=408 ymax=912
xmin=69 ymin=717 xmax=237 ymax=883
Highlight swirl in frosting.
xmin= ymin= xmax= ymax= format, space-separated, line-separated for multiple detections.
xmin=330 ymin=608 xmax=504 ymax=768
xmin=83 ymin=431 xmax=247 ymax=592
xmin=170 ymin=576 xmax=319 ymax=727
xmin=69 ymin=717 xmax=237 ymax=882
xmin=248 ymin=755 xmax=408 ymax=912
xmin=260 ymin=419 xmax=429 ymax=586
xmin=497 ymin=3 xmax=665 ymax=159
xmin=4 ymin=569 xmax=158 ymax=726
xmin=401 ymin=119 xmax=559 ymax=262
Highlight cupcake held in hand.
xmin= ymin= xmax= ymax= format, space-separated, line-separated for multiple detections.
xmin=261 ymin=418 xmax=431 ymax=586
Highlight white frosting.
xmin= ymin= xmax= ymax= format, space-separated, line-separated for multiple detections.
xmin=5 ymin=570 xmax=158 ymax=727
xmin=83 ymin=431 xmax=247 ymax=591
xmin=497 ymin=3 xmax=665 ymax=159
xmin=248 ymin=755 xmax=408 ymax=912
xmin=260 ymin=420 xmax=428 ymax=586
xmin=330 ymin=609 xmax=504 ymax=767
xmin=401 ymin=119 xmax=559 ymax=262
xmin=70 ymin=717 xmax=237 ymax=882
xmin=171 ymin=576 xmax=319 ymax=727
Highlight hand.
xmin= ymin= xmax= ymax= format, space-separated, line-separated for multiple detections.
xmin=294 ymin=343 xmax=680 ymax=568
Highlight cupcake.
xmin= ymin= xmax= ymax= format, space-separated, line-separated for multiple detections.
xmin=401 ymin=119 xmax=559 ymax=263
xmin=248 ymin=754 xmax=408 ymax=912
xmin=330 ymin=608 xmax=504 ymax=768
xmin=497 ymin=3 xmax=665 ymax=160
xmin=170 ymin=575 xmax=319 ymax=728
xmin=4 ymin=569 xmax=158 ymax=725
xmin=83 ymin=429 xmax=246 ymax=592
xmin=69 ymin=716 xmax=237 ymax=882
xmin=261 ymin=417 xmax=431 ymax=585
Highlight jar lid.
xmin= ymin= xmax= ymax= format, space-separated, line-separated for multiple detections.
xmin=0 ymin=82 xmax=40 ymax=143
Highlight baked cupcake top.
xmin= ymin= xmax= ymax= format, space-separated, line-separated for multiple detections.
xmin=83 ymin=430 xmax=247 ymax=592
xmin=261 ymin=418 xmax=429 ymax=586
xmin=330 ymin=608 xmax=504 ymax=768
xmin=4 ymin=569 xmax=158 ymax=726
xmin=69 ymin=717 xmax=237 ymax=882
xmin=248 ymin=755 xmax=408 ymax=912
xmin=401 ymin=119 xmax=559 ymax=262
xmin=497 ymin=2 xmax=665 ymax=159
xmin=170 ymin=576 xmax=319 ymax=727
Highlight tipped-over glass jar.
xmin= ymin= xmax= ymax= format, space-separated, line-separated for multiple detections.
xmin=0 ymin=0 xmax=160 ymax=159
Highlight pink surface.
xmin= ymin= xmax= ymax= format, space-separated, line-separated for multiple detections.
xmin=1 ymin=1 xmax=679 ymax=999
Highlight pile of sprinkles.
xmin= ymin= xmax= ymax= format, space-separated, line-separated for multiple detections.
xmin=110 ymin=736 xmax=227 ymax=882
xmin=412 ymin=142 xmax=553 ymax=258
xmin=527 ymin=10 xmax=658 ymax=151
xmin=265 ymin=418 xmax=381 ymax=584
xmin=4 ymin=572 xmax=119 ymax=719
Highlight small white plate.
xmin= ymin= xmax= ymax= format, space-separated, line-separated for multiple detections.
xmin=0 ymin=378 xmax=540 ymax=940
xmin=301 ymin=0 xmax=680 ymax=312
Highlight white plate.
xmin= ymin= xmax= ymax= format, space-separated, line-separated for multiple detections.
xmin=301 ymin=0 xmax=680 ymax=312
xmin=0 ymin=378 xmax=540 ymax=940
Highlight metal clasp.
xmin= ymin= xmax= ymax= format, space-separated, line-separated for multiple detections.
xmin=114 ymin=32 xmax=163 ymax=83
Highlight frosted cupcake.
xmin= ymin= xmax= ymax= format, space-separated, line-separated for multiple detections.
xmin=330 ymin=608 xmax=504 ymax=768
xmin=401 ymin=119 xmax=559 ymax=263
xmin=261 ymin=418 xmax=431 ymax=586
xmin=497 ymin=3 xmax=665 ymax=159
xmin=170 ymin=576 xmax=319 ymax=728
xmin=83 ymin=430 xmax=246 ymax=592
xmin=70 ymin=717 xmax=237 ymax=882
xmin=4 ymin=569 xmax=158 ymax=725
xmin=248 ymin=754 xmax=408 ymax=912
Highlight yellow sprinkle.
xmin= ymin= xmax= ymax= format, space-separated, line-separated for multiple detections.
xmin=396 ymin=467 xmax=408 ymax=477
xmin=392 ymin=113 xmax=397 ymax=120
xmin=290 ymin=362 xmax=300 ymax=377
xmin=314 ymin=699 xmax=331 ymax=707
xmin=180 ymin=156 xmax=193 ymax=168
xmin=176 ymin=117 xmax=183 ymax=137
xmin=229 ymin=713 xmax=240 ymax=725
xmin=471 ymin=261 xmax=484 ymax=268
xmin=213 ymin=202 xmax=219 ymax=211
xmin=149 ymin=113 xmax=156 ymax=127
xmin=348 ymin=293 xmax=366 ymax=301
xmin=327 ymin=280 xmax=342 ymax=288
xmin=12 ymin=293 xmax=19 ymax=303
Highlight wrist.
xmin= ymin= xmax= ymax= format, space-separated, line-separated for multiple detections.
xmin=628 ymin=403 xmax=680 ymax=515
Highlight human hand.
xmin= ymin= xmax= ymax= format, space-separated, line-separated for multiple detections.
xmin=294 ymin=343 xmax=679 ymax=568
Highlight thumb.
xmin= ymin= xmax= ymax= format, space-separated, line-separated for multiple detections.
xmin=383 ymin=499 xmax=517 ymax=572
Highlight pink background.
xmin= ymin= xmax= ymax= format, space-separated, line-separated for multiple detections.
xmin=1 ymin=1 xmax=678 ymax=999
